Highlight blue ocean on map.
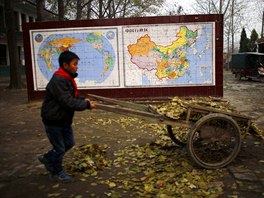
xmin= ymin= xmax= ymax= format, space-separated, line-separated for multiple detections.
xmin=37 ymin=32 xmax=116 ymax=84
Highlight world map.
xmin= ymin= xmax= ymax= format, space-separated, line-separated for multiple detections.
xmin=30 ymin=23 xmax=214 ymax=90
xmin=32 ymin=29 xmax=119 ymax=89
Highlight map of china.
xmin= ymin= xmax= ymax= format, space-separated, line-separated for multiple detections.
xmin=127 ymin=26 xmax=198 ymax=80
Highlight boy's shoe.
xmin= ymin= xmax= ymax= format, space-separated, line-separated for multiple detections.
xmin=38 ymin=155 xmax=54 ymax=173
xmin=50 ymin=170 xmax=72 ymax=183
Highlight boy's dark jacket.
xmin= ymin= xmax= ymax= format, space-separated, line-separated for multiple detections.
xmin=41 ymin=74 xmax=89 ymax=126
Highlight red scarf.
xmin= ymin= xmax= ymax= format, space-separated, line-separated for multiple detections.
xmin=54 ymin=67 xmax=78 ymax=96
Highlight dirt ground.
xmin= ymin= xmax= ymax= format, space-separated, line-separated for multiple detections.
xmin=0 ymin=70 xmax=263 ymax=198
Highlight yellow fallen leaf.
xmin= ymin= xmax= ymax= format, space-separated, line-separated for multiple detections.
xmin=198 ymin=181 xmax=207 ymax=189
xmin=156 ymin=179 xmax=165 ymax=187
xmin=47 ymin=193 xmax=61 ymax=197
xmin=52 ymin=184 xmax=59 ymax=188
xmin=189 ymin=183 xmax=197 ymax=189
xmin=108 ymin=182 xmax=116 ymax=188
xmin=144 ymin=183 xmax=153 ymax=192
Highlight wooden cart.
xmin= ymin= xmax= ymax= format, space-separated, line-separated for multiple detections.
xmin=88 ymin=94 xmax=252 ymax=169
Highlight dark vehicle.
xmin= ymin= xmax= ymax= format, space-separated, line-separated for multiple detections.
xmin=230 ymin=52 xmax=264 ymax=82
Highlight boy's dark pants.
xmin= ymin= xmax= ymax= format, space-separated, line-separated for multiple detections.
xmin=43 ymin=124 xmax=75 ymax=175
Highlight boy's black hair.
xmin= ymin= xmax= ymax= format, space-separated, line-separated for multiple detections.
xmin=59 ymin=50 xmax=80 ymax=67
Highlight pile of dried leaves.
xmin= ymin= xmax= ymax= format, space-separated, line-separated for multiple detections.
xmin=152 ymin=96 xmax=260 ymax=137
xmin=65 ymin=144 xmax=111 ymax=176
xmin=154 ymin=96 xmax=232 ymax=120
xmin=65 ymin=125 xmax=224 ymax=197
xmin=104 ymin=141 xmax=224 ymax=197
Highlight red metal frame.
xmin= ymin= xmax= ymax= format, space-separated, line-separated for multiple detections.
xmin=23 ymin=14 xmax=223 ymax=101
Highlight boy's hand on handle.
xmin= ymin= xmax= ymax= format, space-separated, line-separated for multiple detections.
xmin=85 ymin=98 xmax=96 ymax=109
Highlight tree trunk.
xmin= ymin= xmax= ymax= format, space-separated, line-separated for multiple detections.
xmin=227 ymin=26 xmax=231 ymax=70
xmin=107 ymin=0 xmax=113 ymax=18
xmin=36 ymin=0 xmax=44 ymax=21
xmin=261 ymin=10 xmax=264 ymax=38
xmin=86 ymin=0 xmax=92 ymax=19
xmin=76 ymin=0 xmax=82 ymax=20
xmin=4 ymin=0 xmax=22 ymax=89
xmin=219 ymin=0 xmax=222 ymax=14
xmin=112 ymin=0 xmax=115 ymax=18
xmin=208 ymin=1 xmax=211 ymax=14
xmin=58 ymin=0 xmax=64 ymax=21
xmin=231 ymin=0 xmax=235 ymax=53
xmin=99 ymin=0 xmax=103 ymax=18
xmin=122 ymin=0 xmax=128 ymax=17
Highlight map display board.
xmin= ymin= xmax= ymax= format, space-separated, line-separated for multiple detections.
xmin=24 ymin=15 xmax=223 ymax=100
xmin=30 ymin=23 xmax=215 ymax=90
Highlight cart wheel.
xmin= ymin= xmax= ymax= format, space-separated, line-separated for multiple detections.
xmin=187 ymin=113 xmax=241 ymax=169
xmin=167 ymin=125 xmax=187 ymax=146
